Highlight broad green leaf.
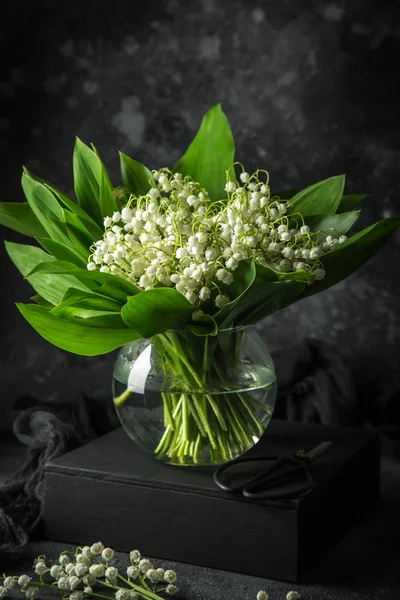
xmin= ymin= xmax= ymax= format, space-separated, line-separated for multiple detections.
xmin=0 ymin=202 xmax=47 ymax=238
xmin=73 ymin=138 xmax=103 ymax=224
xmin=46 ymin=184 xmax=104 ymax=240
xmin=213 ymin=259 xmax=256 ymax=325
xmin=173 ymin=104 xmax=236 ymax=202
xmin=63 ymin=210 xmax=94 ymax=254
xmin=100 ymin=163 xmax=119 ymax=220
xmin=45 ymin=216 xmax=77 ymax=249
xmin=25 ymin=261 xmax=140 ymax=303
xmin=216 ymin=260 xmax=307 ymax=326
xmin=67 ymin=271 xmax=140 ymax=303
xmin=253 ymin=262 xmax=314 ymax=284
xmin=239 ymin=280 xmax=306 ymax=326
xmin=6 ymin=241 xmax=53 ymax=275
xmin=122 ymin=288 xmax=195 ymax=337
xmin=73 ymin=312 xmax=127 ymax=328
xmin=213 ymin=260 xmax=311 ymax=326
xmin=301 ymin=216 xmax=400 ymax=298
xmin=5 ymin=242 xmax=91 ymax=304
xmin=23 ymin=167 xmax=103 ymax=240
xmin=94 ymin=282 xmax=140 ymax=304
xmin=16 ymin=304 xmax=141 ymax=355
xmin=51 ymin=288 xmax=123 ymax=315
xmin=25 ymin=260 xmax=78 ymax=278
xmin=337 ymin=194 xmax=370 ymax=214
xmin=305 ymin=211 xmax=361 ymax=237
xmin=21 ymin=172 xmax=65 ymax=241
xmin=28 ymin=271 xmax=92 ymax=305
xmin=289 ymin=175 xmax=345 ymax=217
xmin=90 ymin=143 xmax=119 ymax=219
xmin=187 ymin=314 xmax=218 ymax=336
xmin=51 ymin=288 xmax=125 ymax=328
xmin=36 ymin=237 xmax=87 ymax=266
xmin=31 ymin=294 xmax=53 ymax=308
xmin=119 ymin=153 xmax=155 ymax=196
xmin=48 ymin=213 xmax=96 ymax=261
xmin=225 ymin=258 xmax=258 ymax=299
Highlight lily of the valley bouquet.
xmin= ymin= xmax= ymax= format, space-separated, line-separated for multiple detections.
xmin=1 ymin=104 xmax=399 ymax=465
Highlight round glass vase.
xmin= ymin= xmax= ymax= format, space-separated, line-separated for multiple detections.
xmin=112 ymin=325 xmax=277 ymax=467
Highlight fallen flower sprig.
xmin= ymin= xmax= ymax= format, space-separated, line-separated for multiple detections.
xmin=0 ymin=541 xmax=305 ymax=600
xmin=0 ymin=542 xmax=179 ymax=600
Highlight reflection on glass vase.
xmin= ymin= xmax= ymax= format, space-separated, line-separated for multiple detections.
xmin=113 ymin=325 xmax=277 ymax=467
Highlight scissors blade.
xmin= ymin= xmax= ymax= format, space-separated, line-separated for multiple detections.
xmin=297 ymin=441 xmax=332 ymax=462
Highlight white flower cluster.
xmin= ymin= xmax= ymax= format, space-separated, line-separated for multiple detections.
xmin=1 ymin=542 xmax=179 ymax=600
xmin=88 ymin=167 xmax=348 ymax=308
xmin=128 ymin=552 xmax=178 ymax=594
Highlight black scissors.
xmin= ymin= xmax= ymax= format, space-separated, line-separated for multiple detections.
xmin=213 ymin=441 xmax=332 ymax=500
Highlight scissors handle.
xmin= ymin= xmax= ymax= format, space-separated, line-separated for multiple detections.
xmin=243 ymin=463 xmax=313 ymax=500
xmin=213 ymin=456 xmax=280 ymax=492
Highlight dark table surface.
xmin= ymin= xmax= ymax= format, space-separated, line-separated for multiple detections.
xmin=1 ymin=434 xmax=400 ymax=600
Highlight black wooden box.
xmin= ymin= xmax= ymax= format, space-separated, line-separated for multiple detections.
xmin=43 ymin=420 xmax=380 ymax=582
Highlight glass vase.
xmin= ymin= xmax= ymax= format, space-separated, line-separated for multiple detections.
xmin=112 ymin=325 xmax=277 ymax=467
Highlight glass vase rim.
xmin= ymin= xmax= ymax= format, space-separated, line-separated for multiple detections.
xmin=151 ymin=324 xmax=256 ymax=337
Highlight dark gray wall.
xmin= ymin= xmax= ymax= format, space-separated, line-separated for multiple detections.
xmin=1 ymin=0 xmax=400 ymax=430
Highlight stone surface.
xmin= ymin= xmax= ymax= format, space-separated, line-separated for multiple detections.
xmin=1 ymin=0 xmax=400 ymax=428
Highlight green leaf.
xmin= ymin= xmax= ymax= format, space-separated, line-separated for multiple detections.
xmin=46 ymin=217 xmax=80 ymax=252
xmin=213 ymin=259 xmax=257 ymax=325
xmin=50 ymin=288 xmax=126 ymax=328
xmin=305 ymin=211 xmax=361 ymax=237
xmin=16 ymin=304 xmax=141 ymax=356
xmin=0 ymin=202 xmax=47 ymax=238
xmin=215 ymin=261 xmax=306 ymax=326
xmin=253 ymin=262 xmax=314 ymax=284
xmin=21 ymin=172 xmax=65 ymax=241
xmin=119 ymin=153 xmax=155 ymax=196
xmin=23 ymin=167 xmax=104 ymax=240
xmin=26 ymin=260 xmax=81 ymax=277
xmin=187 ymin=314 xmax=218 ymax=336
xmin=337 ymin=194 xmax=370 ymax=214
xmin=5 ymin=242 xmax=91 ymax=305
xmin=73 ymin=138 xmax=103 ymax=224
xmin=73 ymin=312 xmax=127 ymax=328
xmin=31 ymin=294 xmax=54 ymax=308
xmin=47 ymin=185 xmax=104 ymax=240
xmin=213 ymin=260 xmax=312 ymax=327
xmin=93 ymin=282 xmax=139 ymax=304
xmin=173 ymin=104 xmax=236 ymax=202
xmin=24 ymin=260 xmax=140 ymax=304
xmin=52 ymin=288 xmax=123 ymax=315
xmin=89 ymin=143 xmax=119 ymax=219
xmin=99 ymin=163 xmax=119 ymax=219
xmin=46 ymin=211 xmax=94 ymax=260
xmin=301 ymin=216 xmax=400 ymax=298
xmin=63 ymin=210 xmax=94 ymax=254
xmin=239 ymin=280 xmax=306 ymax=326
xmin=121 ymin=288 xmax=195 ymax=337
xmin=226 ymin=258 xmax=258 ymax=298
xmin=36 ymin=237 xmax=87 ymax=266
xmin=289 ymin=175 xmax=346 ymax=217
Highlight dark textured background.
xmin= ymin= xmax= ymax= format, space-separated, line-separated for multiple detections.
xmin=1 ymin=0 xmax=400 ymax=430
